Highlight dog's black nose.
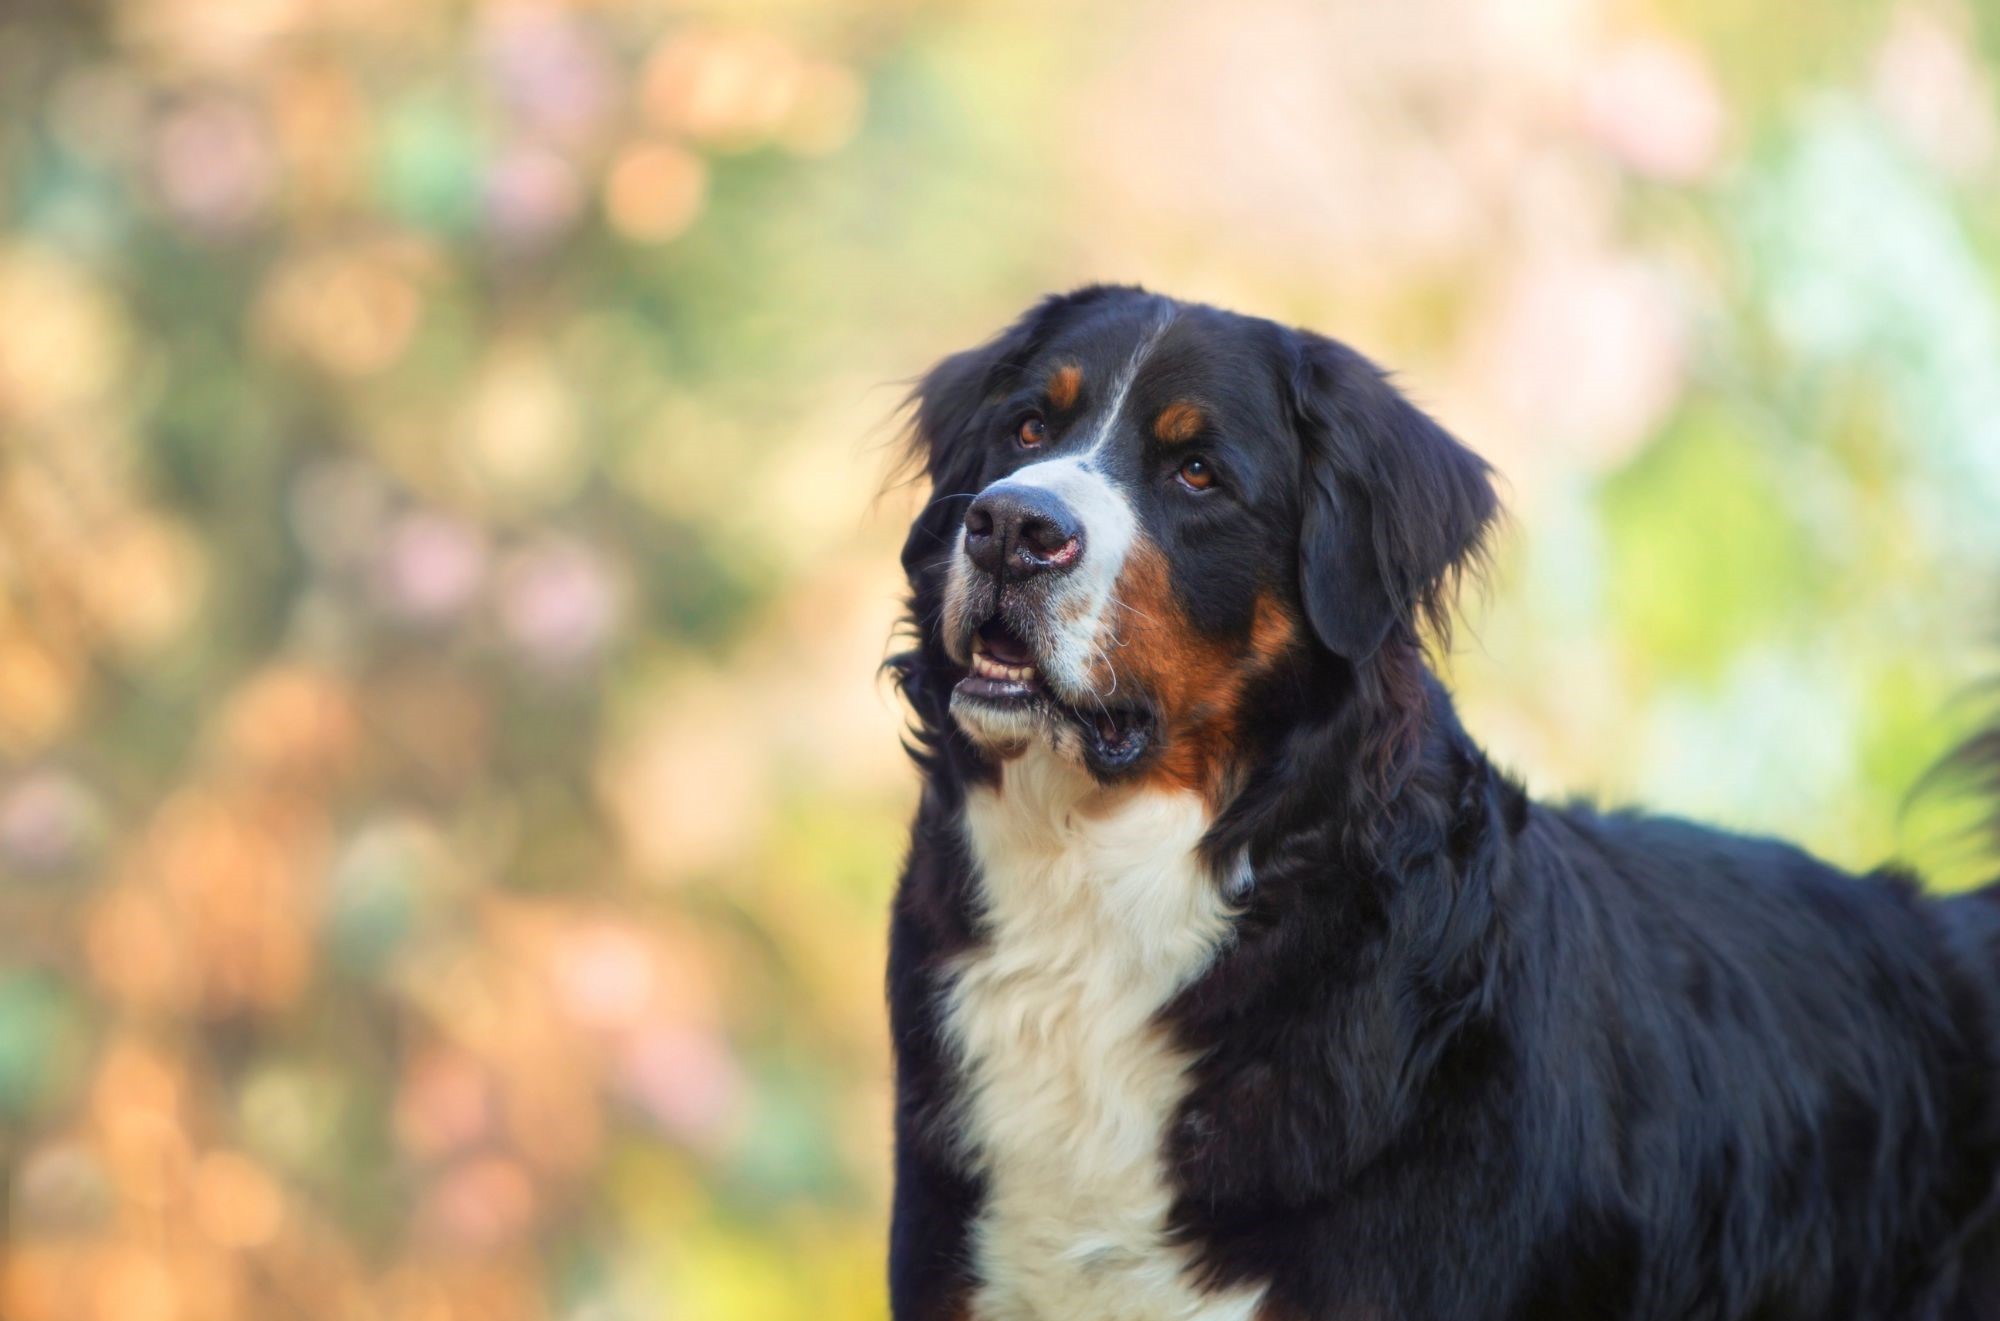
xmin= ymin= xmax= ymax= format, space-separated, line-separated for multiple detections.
xmin=964 ymin=484 xmax=1083 ymax=581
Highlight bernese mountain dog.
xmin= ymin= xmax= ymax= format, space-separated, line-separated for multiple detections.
xmin=885 ymin=285 xmax=2000 ymax=1321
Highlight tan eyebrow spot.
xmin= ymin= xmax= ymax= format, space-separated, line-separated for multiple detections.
xmin=1154 ymin=400 xmax=1206 ymax=444
xmin=1047 ymin=363 xmax=1082 ymax=411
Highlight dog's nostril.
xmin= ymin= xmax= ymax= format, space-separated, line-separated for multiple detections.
xmin=1019 ymin=517 xmax=1077 ymax=561
xmin=962 ymin=499 xmax=1005 ymax=576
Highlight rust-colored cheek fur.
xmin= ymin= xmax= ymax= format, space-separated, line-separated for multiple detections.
xmin=1100 ymin=541 xmax=1296 ymax=798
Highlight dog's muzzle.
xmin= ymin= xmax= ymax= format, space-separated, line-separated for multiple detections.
xmin=943 ymin=465 xmax=1153 ymax=772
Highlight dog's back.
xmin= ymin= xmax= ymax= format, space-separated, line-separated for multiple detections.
xmin=1485 ymin=802 xmax=2000 ymax=1319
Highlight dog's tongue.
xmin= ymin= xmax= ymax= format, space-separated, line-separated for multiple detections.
xmin=978 ymin=620 xmax=1033 ymax=666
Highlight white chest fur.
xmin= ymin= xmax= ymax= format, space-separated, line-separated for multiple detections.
xmin=945 ymin=752 xmax=1266 ymax=1321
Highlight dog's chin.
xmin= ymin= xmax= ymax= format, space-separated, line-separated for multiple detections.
xmin=948 ymin=617 xmax=1155 ymax=776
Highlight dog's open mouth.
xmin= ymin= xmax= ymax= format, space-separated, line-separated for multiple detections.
xmin=962 ymin=618 xmax=1041 ymax=698
xmin=954 ymin=617 xmax=1153 ymax=769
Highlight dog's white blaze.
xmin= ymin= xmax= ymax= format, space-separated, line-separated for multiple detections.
xmin=947 ymin=749 xmax=1265 ymax=1321
xmin=945 ymin=312 xmax=1172 ymax=752
xmin=997 ymin=455 xmax=1138 ymax=698
xmin=1081 ymin=311 xmax=1173 ymax=454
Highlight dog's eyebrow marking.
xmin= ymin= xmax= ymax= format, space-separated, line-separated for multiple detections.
xmin=1153 ymin=400 xmax=1205 ymax=444
xmin=1084 ymin=311 xmax=1176 ymax=462
xmin=1047 ymin=363 xmax=1082 ymax=411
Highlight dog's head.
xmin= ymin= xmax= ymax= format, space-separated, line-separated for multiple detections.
xmin=898 ymin=286 xmax=1497 ymax=796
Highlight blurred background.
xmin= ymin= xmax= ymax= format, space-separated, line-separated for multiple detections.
xmin=1 ymin=0 xmax=1998 ymax=1317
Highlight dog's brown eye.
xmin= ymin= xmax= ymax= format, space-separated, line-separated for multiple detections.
xmin=1177 ymin=456 xmax=1216 ymax=491
xmin=1017 ymin=416 xmax=1048 ymax=448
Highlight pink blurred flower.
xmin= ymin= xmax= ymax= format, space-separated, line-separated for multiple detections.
xmin=1579 ymin=38 xmax=1726 ymax=183
xmin=377 ymin=509 xmax=488 ymax=624
xmin=420 ymin=1154 xmax=538 ymax=1247
xmin=1468 ymin=253 xmax=1690 ymax=472
xmin=1872 ymin=7 xmax=1997 ymax=177
xmin=153 ymin=98 xmax=275 ymax=234
xmin=485 ymin=145 xmax=584 ymax=249
xmin=497 ymin=537 xmax=621 ymax=674
xmin=550 ymin=923 xmax=656 ymax=1032
xmin=14 ymin=1140 xmax=112 ymax=1231
xmin=617 ymin=1025 xmax=742 ymax=1147
xmin=479 ymin=1 xmax=615 ymax=144
xmin=0 ymin=771 xmax=102 ymax=874
xmin=395 ymin=1047 xmax=495 ymax=1161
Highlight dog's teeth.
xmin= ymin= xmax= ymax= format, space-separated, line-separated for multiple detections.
xmin=968 ymin=651 xmax=1036 ymax=685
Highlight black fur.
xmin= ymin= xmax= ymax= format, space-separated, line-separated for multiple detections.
xmin=1290 ymin=331 xmax=1497 ymax=664
xmin=886 ymin=287 xmax=2000 ymax=1320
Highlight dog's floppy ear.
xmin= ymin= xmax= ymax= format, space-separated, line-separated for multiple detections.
xmin=1287 ymin=330 xmax=1497 ymax=663
xmin=899 ymin=287 xmax=1125 ymax=579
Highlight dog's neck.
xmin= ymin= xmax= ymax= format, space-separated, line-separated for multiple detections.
xmin=960 ymin=747 xmax=1235 ymax=956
